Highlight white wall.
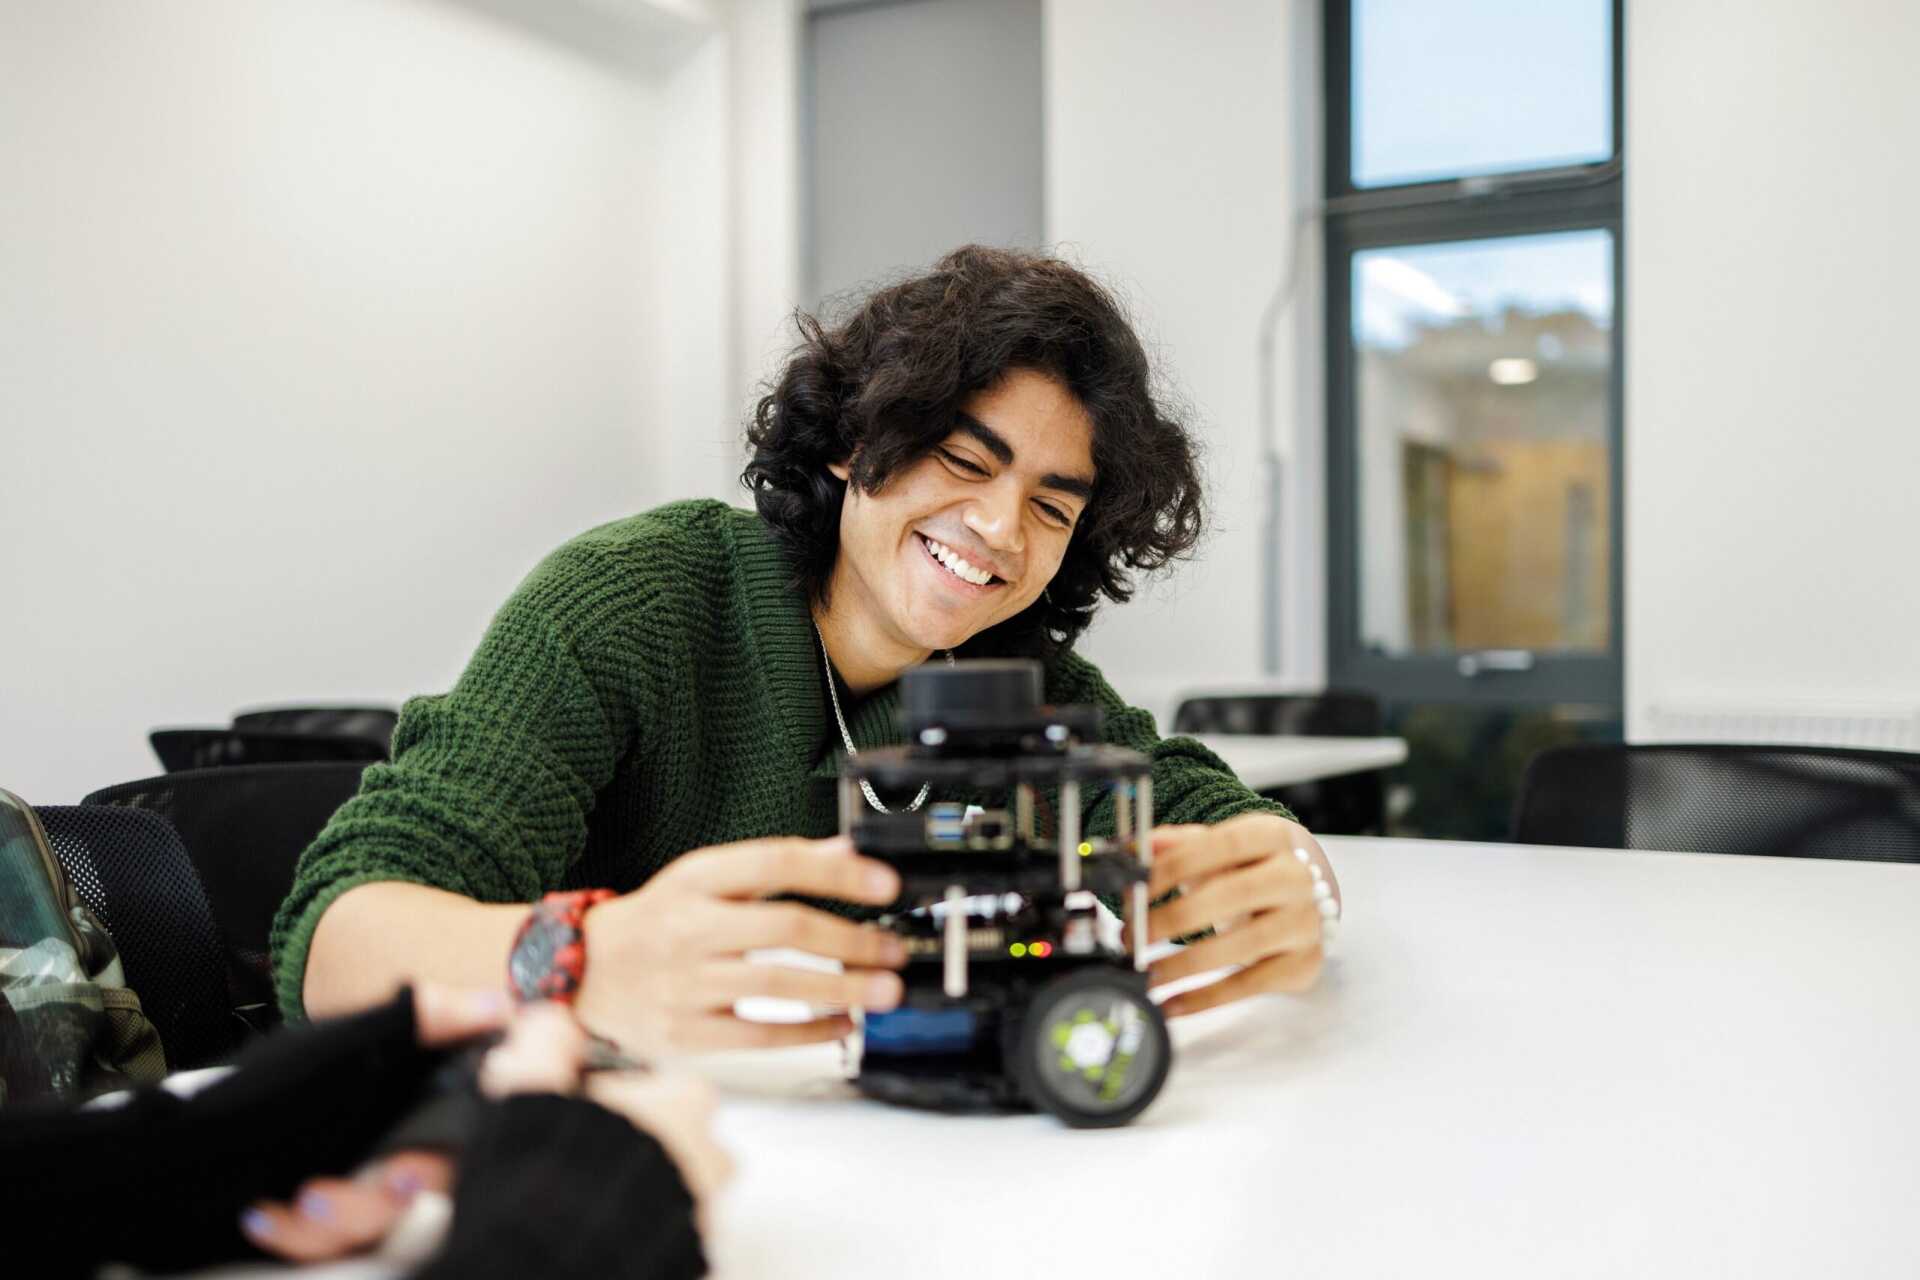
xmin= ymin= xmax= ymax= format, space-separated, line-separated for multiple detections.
xmin=644 ymin=28 xmax=735 ymax=500
xmin=1625 ymin=0 xmax=1920 ymax=739
xmin=1051 ymin=0 xmax=1920 ymax=739
xmin=33 ymin=0 xmax=1911 ymax=810
xmin=730 ymin=0 xmax=806 ymax=432
xmin=626 ymin=0 xmax=807 ymax=502
xmin=807 ymin=0 xmax=1044 ymax=307
xmin=0 ymin=0 xmax=787 ymax=802
xmin=1044 ymin=0 xmax=1324 ymax=726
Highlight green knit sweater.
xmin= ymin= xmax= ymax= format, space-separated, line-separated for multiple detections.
xmin=270 ymin=500 xmax=1289 ymax=1019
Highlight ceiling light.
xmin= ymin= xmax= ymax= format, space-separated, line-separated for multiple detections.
xmin=1488 ymin=357 xmax=1538 ymax=386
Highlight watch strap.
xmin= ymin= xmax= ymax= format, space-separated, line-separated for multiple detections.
xmin=508 ymin=889 xmax=613 ymax=1005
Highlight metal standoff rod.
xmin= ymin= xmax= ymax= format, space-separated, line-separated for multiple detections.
xmin=942 ymin=884 xmax=967 ymax=998
xmin=1132 ymin=774 xmax=1153 ymax=971
xmin=838 ymin=774 xmax=857 ymax=837
xmin=1058 ymin=778 xmax=1081 ymax=892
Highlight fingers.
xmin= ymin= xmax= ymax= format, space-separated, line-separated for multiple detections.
xmin=1149 ymin=906 xmax=1320 ymax=987
xmin=365 ymin=1150 xmax=455 ymax=1199
xmin=1150 ymin=854 xmax=1311 ymax=942
xmin=1158 ymin=945 xmax=1323 ymax=1019
xmin=684 ymin=960 xmax=903 ymax=1013
xmin=478 ymin=1002 xmax=589 ymax=1099
xmin=1150 ymin=813 xmax=1301 ymax=897
xmin=239 ymin=1178 xmax=406 ymax=1263
xmin=674 ymin=1011 xmax=855 ymax=1050
xmin=1148 ymin=823 xmax=1208 ymax=851
xmin=716 ymin=901 xmax=909 ymax=969
xmin=410 ymin=984 xmax=512 ymax=1048
xmin=664 ymin=835 xmax=901 ymax=905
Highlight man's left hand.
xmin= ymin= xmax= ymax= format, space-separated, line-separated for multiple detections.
xmin=1145 ymin=812 xmax=1338 ymax=1017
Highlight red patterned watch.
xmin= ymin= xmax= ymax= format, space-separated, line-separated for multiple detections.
xmin=507 ymin=889 xmax=614 ymax=1004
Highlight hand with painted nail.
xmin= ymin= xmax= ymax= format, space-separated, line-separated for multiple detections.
xmin=238 ymin=984 xmax=506 ymax=1264
xmin=573 ymin=834 xmax=911 ymax=1054
xmin=1145 ymin=812 xmax=1341 ymax=1018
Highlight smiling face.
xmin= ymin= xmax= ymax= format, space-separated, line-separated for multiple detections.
xmin=820 ymin=368 xmax=1096 ymax=685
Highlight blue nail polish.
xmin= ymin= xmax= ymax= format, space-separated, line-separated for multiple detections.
xmin=240 ymin=1208 xmax=274 ymax=1238
xmin=298 ymin=1190 xmax=333 ymax=1223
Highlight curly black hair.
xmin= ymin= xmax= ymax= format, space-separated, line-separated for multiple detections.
xmin=741 ymin=245 xmax=1206 ymax=658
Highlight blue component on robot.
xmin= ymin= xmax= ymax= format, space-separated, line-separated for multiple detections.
xmin=862 ymin=1006 xmax=976 ymax=1055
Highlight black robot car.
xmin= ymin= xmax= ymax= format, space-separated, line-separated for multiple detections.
xmin=837 ymin=660 xmax=1171 ymax=1128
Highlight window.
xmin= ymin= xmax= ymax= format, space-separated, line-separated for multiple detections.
xmin=1324 ymin=0 xmax=1624 ymax=839
xmin=1350 ymin=0 xmax=1613 ymax=187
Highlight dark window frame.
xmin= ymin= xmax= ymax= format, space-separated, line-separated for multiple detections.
xmin=1322 ymin=0 xmax=1626 ymax=708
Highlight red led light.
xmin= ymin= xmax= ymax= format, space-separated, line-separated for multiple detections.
xmin=1031 ymin=941 xmax=1053 ymax=958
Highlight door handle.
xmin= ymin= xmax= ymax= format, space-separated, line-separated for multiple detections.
xmin=1457 ymin=649 xmax=1535 ymax=677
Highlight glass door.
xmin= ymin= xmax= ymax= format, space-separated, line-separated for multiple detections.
xmin=1324 ymin=0 xmax=1624 ymax=838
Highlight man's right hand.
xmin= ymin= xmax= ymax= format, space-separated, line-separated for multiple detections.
xmin=573 ymin=834 xmax=908 ymax=1053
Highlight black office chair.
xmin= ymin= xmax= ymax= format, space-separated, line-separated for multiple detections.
xmin=149 ymin=727 xmax=388 ymax=774
xmin=37 ymin=805 xmax=242 ymax=1070
xmin=82 ymin=762 xmax=372 ymax=1024
xmin=232 ymin=705 xmax=398 ymax=749
xmin=1172 ymin=691 xmax=1387 ymax=835
xmin=1511 ymin=743 xmax=1920 ymax=862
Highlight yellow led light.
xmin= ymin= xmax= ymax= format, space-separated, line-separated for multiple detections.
xmin=1077 ymin=841 xmax=1093 ymax=857
xmin=1009 ymin=942 xmax=1027 ymax=958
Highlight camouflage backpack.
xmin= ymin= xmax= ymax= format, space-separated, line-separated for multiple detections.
xmin=0 ymin=787 xmax=166 ymax=1105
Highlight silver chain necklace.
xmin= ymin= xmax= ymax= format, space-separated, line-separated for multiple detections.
xmin=815 ymin=620 xmax=954 ymax=814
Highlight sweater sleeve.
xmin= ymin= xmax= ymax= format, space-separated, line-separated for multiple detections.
xmin=271 ymin=540 xmax=658 ymax=1021
xmin=0 ymin=992 xmax=433 ymax=1278
xmin=1 ymin=995 xmax=709 ymax=1280
xmin=416 ymin=1093 xmax=706 ymax=1280
xmin=1042 ymin=648 xmax=1296 ymax=835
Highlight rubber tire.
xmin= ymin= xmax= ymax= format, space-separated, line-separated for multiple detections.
xmin=1014 ymin=967 xmax=1171 ymax=1128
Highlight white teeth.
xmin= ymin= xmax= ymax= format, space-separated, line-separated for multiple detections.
xmin=923 ymin=536 xmax=994 ymax=586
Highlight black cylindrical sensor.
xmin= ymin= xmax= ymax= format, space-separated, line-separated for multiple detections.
xmin=900 ymin=660 xmax=1043 ymax=735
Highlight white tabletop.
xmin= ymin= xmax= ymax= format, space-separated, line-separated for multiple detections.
xmin=1190 ymin=733 xmax=1407 ymax=789
xmin=698 ymin=836 xmax=1920 ymax=1278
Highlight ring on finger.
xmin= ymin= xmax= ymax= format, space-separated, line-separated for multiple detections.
xmin=1290 ymin=848 xmax=1343 ymax=950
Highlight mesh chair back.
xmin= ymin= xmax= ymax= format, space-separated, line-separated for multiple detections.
xmin=1512 ymin=743 xmax=1920 ymax=862
xmin=37 ymin=805 xmax=240 ymax=1069
xmin=1172 ymin=691 xmax=1383 ymax=738
xmin=149 ymin=727 xmax=388 ymax=774
xmin=232 ymin=706 xmax=398 ymax=748
xmin=82 ymin=763 xmax=371 ymax=1018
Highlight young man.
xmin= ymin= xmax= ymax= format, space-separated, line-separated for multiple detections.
xmin=273 ymin=246 xmax=1340 ymax=1054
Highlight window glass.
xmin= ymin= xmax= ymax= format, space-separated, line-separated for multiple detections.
xmin=1387 ymin=702 xmax=1620 ymax=840
xmin=1353 ymin=0 xmax=1613 ymax=187
xmin=1352 ymin=229 xmax=1614 ymax=658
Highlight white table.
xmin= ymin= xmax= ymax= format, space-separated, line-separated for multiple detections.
xmin=698 ymin=837 xmax=1920 ymax=1278
xmin=1191 ymin=732 xmax=1407 ymax=790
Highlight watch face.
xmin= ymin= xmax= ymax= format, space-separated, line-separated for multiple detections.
xmin=509 ymin=910 xmax=571 ymax=1000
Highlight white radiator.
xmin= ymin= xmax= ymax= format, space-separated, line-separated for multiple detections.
xmin=1643 ymin=702 xmax=1920 ymax=752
